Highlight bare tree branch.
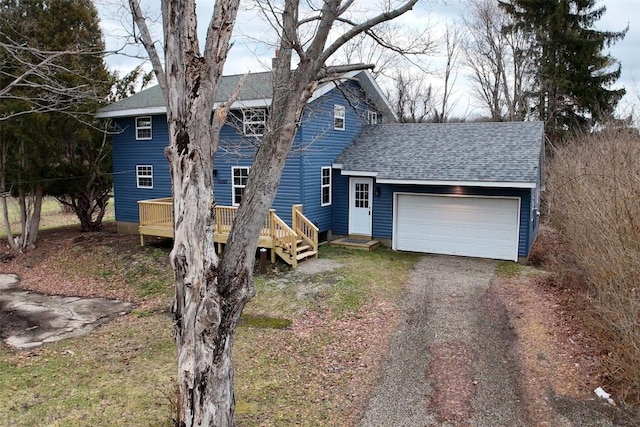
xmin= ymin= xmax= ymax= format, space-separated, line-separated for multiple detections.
xmin=128 ymin=0 xmax=167 ymax=94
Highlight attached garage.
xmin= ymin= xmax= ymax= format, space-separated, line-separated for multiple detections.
xmin=393 ymin=193 xmax=520 ymax=261
xmin=333 ymin=121 xmax=545 ymax=261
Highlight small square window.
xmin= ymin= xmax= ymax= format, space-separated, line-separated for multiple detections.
xmin=334 ymin=105 xmax=345 ymax=130
xmin=136 ymin=116 xmax=152 ymax=140
xmin=321 ymin=167 xmax=332 ymax=206
xmin=232 ymin=166 xmax=250 ymax=205
xmin=366 ymin=110 xmax=378 ymax=124
xmin=136 ymin=165 xmax=153 ymax=188
xmin=243 ymin=109 xmax=267 ymax=136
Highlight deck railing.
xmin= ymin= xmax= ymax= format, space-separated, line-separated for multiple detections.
xmin=214 ymin=206 xmax=274 ymax=238
xmin=138 ymin=197 xmax=173 ymax=228
xmin=137 ymin=198 xmax=318 ymax=267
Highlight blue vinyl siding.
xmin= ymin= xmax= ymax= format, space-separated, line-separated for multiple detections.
xmin=299 ymin=81 xmax=378 ymax=231
xmin=111 ymin=79 xmax=377 ymax=229
xmin=112 ymin=115 xmax=171 ymax=223
xmin=333 ymin=182 xmax=534 ymax=257
xmin=214 ymin=123 xmax=303 ymax=225
xmin=332 ymin=172 xmax=350 ymax=234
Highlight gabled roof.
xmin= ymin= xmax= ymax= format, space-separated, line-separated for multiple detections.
xmin=333 ymin=121 xmax=544 ymax=188
xmin=97 ymin=69 xmax=396 ymax=120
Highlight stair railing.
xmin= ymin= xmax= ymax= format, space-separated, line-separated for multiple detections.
xmin=272 ymin=214 xmax=298 ymax=266
xmin=292 ymin=204 xmax=319 ymax=257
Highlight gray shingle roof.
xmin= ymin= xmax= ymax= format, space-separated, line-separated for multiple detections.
xmin=98 ymin=72 xmax=274 ymax=115
xmin=334 ymin=121 xmax=544 ymax=183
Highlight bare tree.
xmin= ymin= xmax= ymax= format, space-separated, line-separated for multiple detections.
xmin=0 ymin=38 xmax=107 ymax=121
xmin=461 ymin=0 xmax=532 ymax=120
xmin=337 ymin=23 xmax=434 ymax=79
xmin=387 ymin=70 xmax=434 ymax=122
xmin=129 ymin=0 xmax=420 ymax=425
xmin=431 ymin=22 xmax=464 ymax=123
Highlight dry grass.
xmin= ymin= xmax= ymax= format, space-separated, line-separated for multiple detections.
xmin=0 ymin=222 xmax=419 ymax=426
xmin=0 ymin=196 xmax=115 ymax=239
xmin=547 ymin=127 xmax=640 ymax=404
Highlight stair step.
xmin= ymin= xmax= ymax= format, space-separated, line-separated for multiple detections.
xmin=284 ymin=239 xmax=305 ymax=249
xmin=296 ymin=250 xmax=317 ymax=261
xmin=296 ymin=244 xmax=311 ymax=252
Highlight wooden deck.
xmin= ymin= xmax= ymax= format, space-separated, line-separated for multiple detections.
xmin=137 ymin=198 xmax=319 ymax=268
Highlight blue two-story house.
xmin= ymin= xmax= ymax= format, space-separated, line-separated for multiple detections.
xmin=98 ymin=69 xmax=544 ymax=264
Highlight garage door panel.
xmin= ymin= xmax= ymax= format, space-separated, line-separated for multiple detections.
xmin=395 ymin=194 xmax=519 ymax=261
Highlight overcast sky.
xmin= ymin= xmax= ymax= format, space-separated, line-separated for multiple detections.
xmin=99 ymin=0 xmax=639 ymax=118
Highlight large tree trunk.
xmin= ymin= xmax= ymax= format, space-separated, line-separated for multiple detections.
xmin=150 ymin=0 xmax=243 ymax=425
xmin=129 ymin=0 xmax=419 ymax=424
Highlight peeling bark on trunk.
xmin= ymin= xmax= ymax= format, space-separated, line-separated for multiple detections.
xmin=149 ymin=0 xmax=245 ymax=425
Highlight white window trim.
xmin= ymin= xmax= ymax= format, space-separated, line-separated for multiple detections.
xmin=242 ymin=108 xmax=267 ymax=136
xmin=334 ymin=105 xmax=345 ymax=130
xmin=136 ymin=165 xmax=153 ymax=189
xmin=366 ymin=110 xmax=378 ymax=124
xmin=321 ymin=166 xmax=332 ymax=207
xmin=232 ymin=166 xmax=250 ymax=206
xmin=135 ymin=116 xmax=152 ymax=140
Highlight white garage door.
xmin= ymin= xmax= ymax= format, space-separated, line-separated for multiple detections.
xmin=394 ymin=194 xmax=520 ymax=261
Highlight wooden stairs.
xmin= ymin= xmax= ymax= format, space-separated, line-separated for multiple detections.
xmin=275 ymin=238 xmax=318 ymax=266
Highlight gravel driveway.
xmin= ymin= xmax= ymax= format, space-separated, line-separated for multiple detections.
xmin=359 ymin=254 xmax=528 ymax=426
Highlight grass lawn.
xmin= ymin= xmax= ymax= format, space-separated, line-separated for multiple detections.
xmin=0 ymin=222 xmax=420 ymax=426
xmin=0 ymin=196 xmax=116 ymax=239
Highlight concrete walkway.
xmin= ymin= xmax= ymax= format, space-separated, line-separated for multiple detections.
xmin=358 ymin=255 xmax=528 ymax=427
xmin=0 ymin=274 xmax=133 ymax=350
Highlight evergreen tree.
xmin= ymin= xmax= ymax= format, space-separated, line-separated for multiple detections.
xmin=0 ymin=0 xmax=113 ymax=246
xmin=499 ymin=0 xmax=627 ymax=141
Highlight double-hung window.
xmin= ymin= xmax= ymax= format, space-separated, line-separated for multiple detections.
xmin=366 ymin=110 xmax=378 ymax=125
xmin=136 ymin=165 xmax=153 ymax=188
xmin=333 ymin=105 xmax=345 ymax=130
xmin=136 ymin=116 xmax=152 ymax=140
xmin=242 ymin=109 xmax=267 ymax=136
xmin=321 ymin=167 xmax=332 ymax=206
xmin=232 ymin=166 xmax=250 ymax=206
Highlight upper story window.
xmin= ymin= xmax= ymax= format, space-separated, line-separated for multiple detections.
xmin=334 ymin=105 xmax=345 ymax=130
xmin=136 ymin=165 xmax=153 ymax=188
xmin=232 ymin=166 xmax=250 ymax=206
xmin=136 ymin=116 xmax=152 ymax=140
xmin=243 ymin=108 xmax=267 ymax=136
xmin=366 ymin=110 xmax=378 ymax=125
xmin=321 ymin=167 xmax=332 ymax=206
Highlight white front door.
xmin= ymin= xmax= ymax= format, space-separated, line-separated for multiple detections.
xmin=349 ymin=177 xmax=373 ymax=236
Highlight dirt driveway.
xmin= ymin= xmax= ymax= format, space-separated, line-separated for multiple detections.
xmin=358 ymin=255 xmax=633 ymax=426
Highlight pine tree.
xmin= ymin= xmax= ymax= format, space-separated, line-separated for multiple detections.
xmin=499 ymin=0 xmax=627 ymax=141
xmin=0 ymin=0 xmax=113 ymax=246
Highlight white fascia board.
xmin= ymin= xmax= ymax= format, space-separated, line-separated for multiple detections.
xmin=357 ymin=70 xmax=399 ymax=122
xmin=376 ymin=178 xmax=536 ymax=189
xmin=331 ymin=163 xmax=344 ymax=169
xmin=213 ymin=99 xmax=271 ymax=109
xmin=307 ymin=70 xmax=399 ymax=122
xmin=308 ymin=70 xmax=360 ymax=103
xmin=97 ymin=99 xmax=272 ymax=119
xmin=340 ymin=170 xmax=378 ymax=177
xmin=96 ymin=106 xmax=167 ymax=119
